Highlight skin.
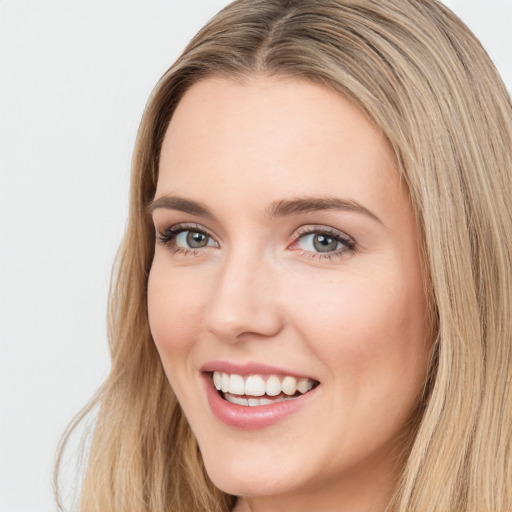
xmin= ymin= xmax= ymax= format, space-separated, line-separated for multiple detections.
xmin=148 ymin=76 xmax=431 ymax=512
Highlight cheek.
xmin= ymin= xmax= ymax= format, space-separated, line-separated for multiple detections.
xmin=147 ymin=262 xmax=205 ymax=363
xmin=286 ymin=264 xmax=430 ymax=397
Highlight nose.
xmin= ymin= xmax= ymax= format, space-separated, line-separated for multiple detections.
xmin=204 ymin=252 xmax=284 ymax=343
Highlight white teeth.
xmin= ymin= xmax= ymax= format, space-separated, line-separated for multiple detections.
xmin=265 ymin=375 xmax=282 ymax=396
xmin=225 ymin=394 xmax=248 ymax=406
xmin=221 ymin=372 xmax=230 ymax=393
xmin=230 ymin=395 xmax=295 ymax=406
xmin=298 ymin=378 xmax=313 ymax=394
xmin=213 ymin=372 xmax=222 ymax=390
xmin=245 ymin=375 xmax=266 ymax=396
xmin=229 ymin=374 xmax=245 ymax=395
xmin=281 ymin=376 xmax=297 ymax=395
xmin=212 ymin=371 xmax=316 ymax=401
xmin=248 ymin=397 xmax=273 ymax=406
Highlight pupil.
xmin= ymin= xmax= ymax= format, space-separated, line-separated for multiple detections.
xmin=187 ymin=231 xmax=207 ymax=248
xmin=313 ymin=234 xmax=337 ymax=252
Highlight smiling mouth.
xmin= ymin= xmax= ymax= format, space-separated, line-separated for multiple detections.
xmin=212 ymin=371 xmax=319 ymax=407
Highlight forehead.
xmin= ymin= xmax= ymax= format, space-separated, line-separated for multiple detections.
xmin=157 ymin=76 xmax=405 ymax=217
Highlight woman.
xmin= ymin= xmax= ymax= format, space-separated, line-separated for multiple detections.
xmin=56 ymin=1 xmax=512 ymax=511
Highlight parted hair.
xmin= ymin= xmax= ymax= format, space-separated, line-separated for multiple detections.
xmin=55 ymin=1 xmax=512 ymax=511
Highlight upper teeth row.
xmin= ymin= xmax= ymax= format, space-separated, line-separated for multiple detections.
xmin=212 ymin=371 xmax=314 ymax=396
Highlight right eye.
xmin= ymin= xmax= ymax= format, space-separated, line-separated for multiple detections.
xmin=156 ymin=224 xmax=219 ymax=252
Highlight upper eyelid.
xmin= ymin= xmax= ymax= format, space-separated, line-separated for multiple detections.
xmin=292 ymin=225 xmax=354 ymax=241
xmin=158 ymin=222 xmax=216 ymax=237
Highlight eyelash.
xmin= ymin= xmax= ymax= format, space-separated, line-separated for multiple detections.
xmin=155 ymin=223 xmax=356 ymax=261
xmin=291 ymin=226 xmax=356 ymax=261
xmin=156 ymin=223 xmax=213 ymax=256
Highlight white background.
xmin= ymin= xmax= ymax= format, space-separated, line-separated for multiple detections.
xmin=0 ymin=1 xmax=510 ymax=511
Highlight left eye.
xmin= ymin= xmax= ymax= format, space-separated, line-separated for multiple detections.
xmin=296 ymin=232 xmax=348 ymax=253
xmin=175 ymin=230 xmax=216 ymax=249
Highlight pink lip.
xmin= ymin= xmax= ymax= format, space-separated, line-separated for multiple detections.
xmin=200 ymin=364 xmax=319 ymax=430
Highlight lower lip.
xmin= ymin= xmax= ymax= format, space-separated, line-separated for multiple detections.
xmin=202 ymin=373 xmax=318 ymax=430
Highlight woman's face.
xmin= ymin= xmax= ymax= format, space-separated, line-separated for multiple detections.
xmin=148 ymin=76 xmax=431 ymax=509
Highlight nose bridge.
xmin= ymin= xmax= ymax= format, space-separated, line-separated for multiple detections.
xmin=204 ymin=246 xmax=282 ymax=342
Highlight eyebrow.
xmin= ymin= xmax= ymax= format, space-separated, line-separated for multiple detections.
xmin=148 ymin=196 xmax=215 ymax=218
xmin=148 ymin=194 xmax=382 ymax=225
xmin=266 ymin=196 xmax=383 ymax=224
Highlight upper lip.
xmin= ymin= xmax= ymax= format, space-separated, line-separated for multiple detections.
xmin=200 ymin=360 xmax=319 ymax=382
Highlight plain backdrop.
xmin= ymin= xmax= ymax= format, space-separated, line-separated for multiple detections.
xmin=0 ymin=1 xmax=510 ymax=511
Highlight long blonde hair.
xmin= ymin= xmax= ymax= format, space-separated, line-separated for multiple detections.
xmin=55 ymin=1 xmax=512 ymax=511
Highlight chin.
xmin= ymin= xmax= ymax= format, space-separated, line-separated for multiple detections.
xmin=200 ymin=446 xmax=300 ymax=498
